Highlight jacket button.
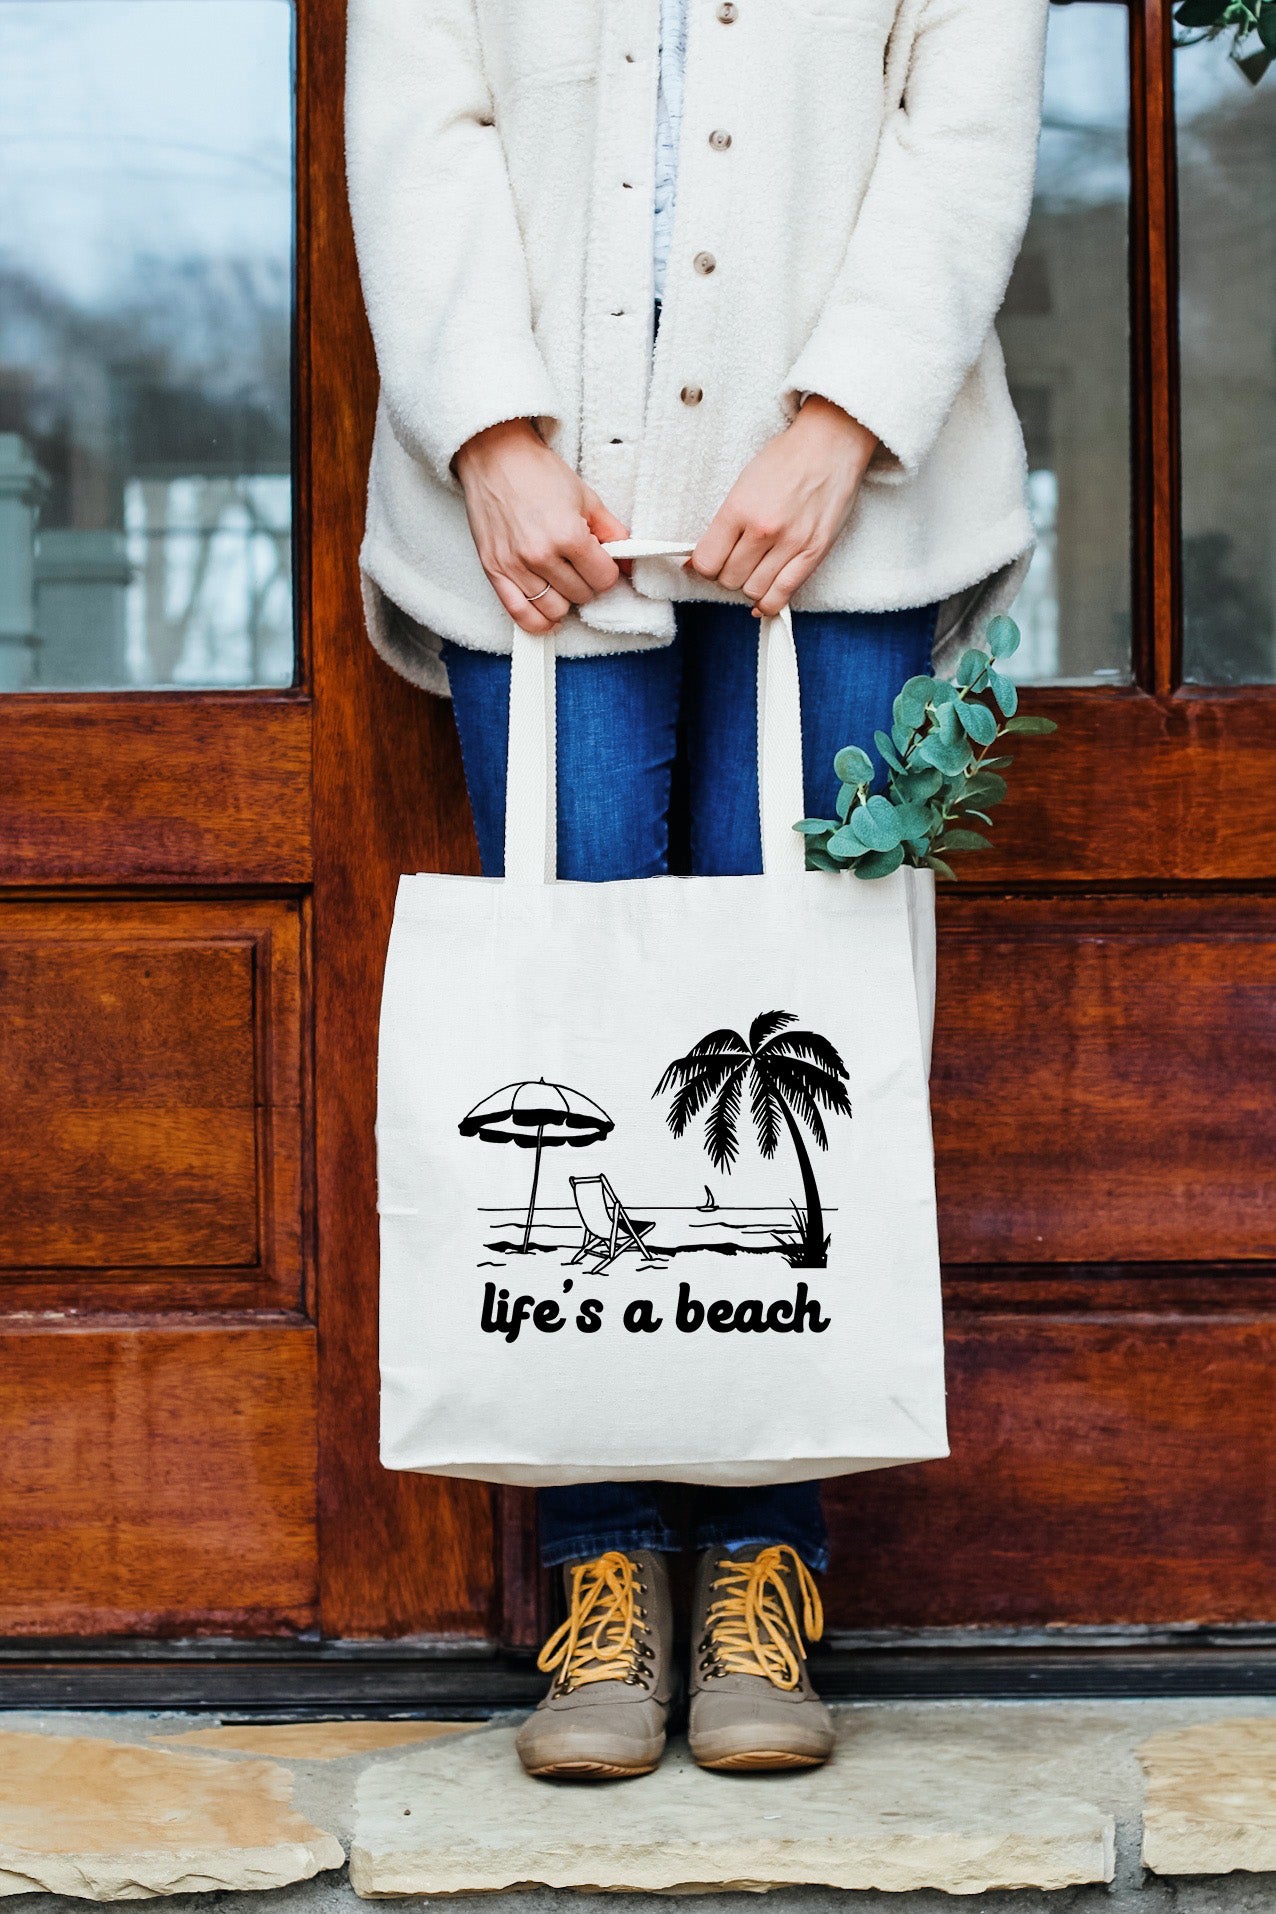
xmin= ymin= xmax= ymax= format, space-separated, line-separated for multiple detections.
xmin=680 ymin=384 xmax=704 ymax=406
xmin=693 ymin=251 xmax=717 ymax=275
xmin=709 ymin=129 xmax=732 ymax=151
xmin=717 ymin=2 xmax=737 ymax=18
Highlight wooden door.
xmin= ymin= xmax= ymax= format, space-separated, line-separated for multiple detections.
xmin=821 ymin=0 xmax=1276 ymax=1639
xmin=0 ymin=0 xmax=488 ymax=1647
xmin=2 ymin=0 xmax=1271 ymax=1663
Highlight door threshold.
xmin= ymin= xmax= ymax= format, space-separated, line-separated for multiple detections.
xmin=0 ymin=1628 xmax=1273 ymax=1714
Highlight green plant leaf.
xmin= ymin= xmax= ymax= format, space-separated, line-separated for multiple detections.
xmin=886 ymin=804 xmax=932 ymax=844
xmin=895 ymin=765 xmax=944 ymax=803
xmin=954 ymin=808 xmax=995 ymax=827
xmin=895 ymin=675 xmax=935 ymax=728
xmin=849 ymin=794 xmax=905 ymax=851
xmin=833 ymin=744 xmax=874 ymax=786
xmin=805 ymin=846 xmax=843 ymax=872
xmin=925 ymin=853 xmax=958 ymax=881
xmin=986 ymin=614 xmax=1021 ymax=659
xmin=836 ymin=783 xmax=855 ymax=821
xmin=989 ymin=669 xmax=1019 ymax=717
xmin=853 ymin=846 xmax=905 ymax=880
xmin=980 ymin=754 xmax=1014 ymax=771
xmin=794 ymin=818 xmax=836 ymax=834
xmin=956 ymin=649 xmax=990 ymax=688
xmin=874 ymin=729 xmax=906 ymax=773
xmin=963 ymin=770 xmax=1009 ymax=807
xmin=1259 ymin=5 xmax=1276 ymax=51
xmin=926 ymin=677 xmax=955 ymax=706
xmin=1001 ymin=713 xmax=1057 ymax=735
xmin=915 ymin=732 xmax=973 ymax=777
xmin=936 ymin=829 xmax=992 ymax=854
xmin=826 ymin=824 xmax=864 ymax=859
xmin=1175 ymin=0 xmax=1225 ymax=23
xmin=956 ymin=699 xmax=999 ymax=744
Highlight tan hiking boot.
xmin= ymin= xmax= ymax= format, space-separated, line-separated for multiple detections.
xmin=688 ymin=1542 xmax=835 ymax=1772
xmin=515 ymin=1549 xmax=673 ymax=1779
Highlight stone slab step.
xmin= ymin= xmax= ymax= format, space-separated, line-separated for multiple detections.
xmin=0 ymin=1728 xmax=343 ymax=1901
xmin=1140 ymin=1717 xmax=1276 ymax=1876
xmin=351 ymin=1710 xmax=1120 ymax=1897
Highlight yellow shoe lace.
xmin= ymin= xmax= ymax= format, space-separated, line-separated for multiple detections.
xmin=536 ymin=1550 xmax=653 ymax=1695
xmin=699 ymin=1544 xmax=824 ymax=1691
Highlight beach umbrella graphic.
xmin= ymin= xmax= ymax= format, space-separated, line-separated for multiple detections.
xmin=459 ymin=1079 xmax=614 ymax=1253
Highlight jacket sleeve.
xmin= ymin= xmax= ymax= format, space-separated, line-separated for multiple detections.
xmin=783 ymin=0 xmax=1048 ymax=479
xmin=344 ymin=0 xmax=562 ymax=485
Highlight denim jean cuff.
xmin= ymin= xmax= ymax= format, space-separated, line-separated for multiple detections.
xmin=540 ymin=1525 xmax=681 ymax=1569
xmin=694 ymin=1528 xmax=830 ymax=1575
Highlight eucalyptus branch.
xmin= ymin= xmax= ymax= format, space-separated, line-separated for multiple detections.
xmin=795 ymin=615 xmax=1057 ymax=882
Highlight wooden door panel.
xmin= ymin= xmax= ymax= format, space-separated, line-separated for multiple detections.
xmin=823 ymin=1314 xmax=1276 ymax=1630
xmin=0 ymin=1323 xmax=317 ymax=1636
xmin=0 ymin=696 xmax=311 ymax=886
xmin=957 ymin=690 xmax=1276 ymax=886
xmin=933 ymin=896 xmax=1276 ymax=1266
xmin=0 ymin=899 xmax=303 ymax=1313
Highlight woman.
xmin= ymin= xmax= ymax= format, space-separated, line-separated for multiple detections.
xmin=347 ymin=0 xmax=1047 ymax=1780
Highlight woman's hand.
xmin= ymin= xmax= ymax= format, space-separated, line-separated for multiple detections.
xmin=688 ymin=397 xmax=879 ymax=617
xmin=454 ymin=419 xmax=627 ymax=634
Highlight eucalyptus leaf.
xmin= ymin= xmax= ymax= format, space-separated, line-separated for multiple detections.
xmin=925 ymin=853 xmax=958 ymax=882
xmin=956 ymin=699 xmax=999 ymax=745
xmin=986 ymin=614 xmax=1021 ymax=659
xmin=874 ymin=729 xmax=906 ymax=773
xmin=895 ymin=675 xmax=935 ymax=728
xmin=849 ymin=794 xmax=905 ymax=851
xmin=936 ymin=829 xmax=991 ymax=854
xmin=853 ymin=845 xmax=905 ymax=880
xmin=926 ymin=677 xmax=955 ymax=706
xmin=1001 ymin=713 xmax=1057 ymax=735
xmin=989 ymin=669 xmax=1019 ymax=717
xmin=836 ymin=783 xmax=855 ymax=821
xmin=957 ymin=649 xmax=990 ymax=687
xmin=795 ymin=818 xmax=836 ymax=834
xmin=885 ymin=801 xmax=929 ymax=839
xmin=833 ymin=744 xmax=874 ymax=786
xmin=980 ymin=754 xmax=1014 ymax=771
xmin=915 ymin=732 xmax=973 ymax=777
xmin=896 ymin=765 xmax=944 ymax=802
xmin=963 ymin=770 xmax=1009 ymax=807
xmin=826 ymin=824 xmax=864 ymax=859
xmin=804 ymin=846 xmax=843 ymax=873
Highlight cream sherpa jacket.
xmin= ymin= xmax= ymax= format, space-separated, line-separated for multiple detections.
xmin=345 ymin=0 xmax=1048 ymax=697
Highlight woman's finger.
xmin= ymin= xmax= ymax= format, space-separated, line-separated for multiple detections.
xmin=753 ymin=549 xmax=817 ymax=618
xmin=716 ymin=526 xmax=774 ymax=594
xmin=740 ymin=539 xmax=804 ymax=610
xmin=489 ymin=570 xmax=567 ymax=635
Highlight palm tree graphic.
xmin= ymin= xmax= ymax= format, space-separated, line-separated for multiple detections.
xmin=654 ymin=1012 xmax=852 ymax=1269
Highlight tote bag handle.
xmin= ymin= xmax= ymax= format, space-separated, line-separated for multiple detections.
xmin=504 ymin=540 xmax=807 ymax=885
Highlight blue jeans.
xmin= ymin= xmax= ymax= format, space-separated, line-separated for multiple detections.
xmin=441 ymin=597 xmax=937 ymax=1569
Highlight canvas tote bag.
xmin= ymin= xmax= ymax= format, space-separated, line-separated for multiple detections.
xmin=377 ymin=541 xmax=948 ymax=1486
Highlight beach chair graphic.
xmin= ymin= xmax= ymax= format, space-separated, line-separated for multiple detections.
xmin=568 ymin=1175 xmax=654 ymax=1273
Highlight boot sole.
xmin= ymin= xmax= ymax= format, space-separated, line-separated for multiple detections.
xmin=695 ymin=1749 xmax=829 ymax=1773
xmin=523 ymin=1757 xmax=659 ymax=1780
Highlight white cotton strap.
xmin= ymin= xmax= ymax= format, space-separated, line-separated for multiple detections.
xmin=504 ymin=539 xmax=807 ymax=885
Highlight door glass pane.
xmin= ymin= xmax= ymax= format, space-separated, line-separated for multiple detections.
xmin=0 ymin=0 xmax=293 ymax=690
xmin=1176 ymin=40 xmax=1276 ymax=684
xmin=1001 ymin=0 xmax=1132 ymax=684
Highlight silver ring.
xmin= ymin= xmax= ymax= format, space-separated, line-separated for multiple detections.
xmin=525 ymin=581 xmax=552 ymax=603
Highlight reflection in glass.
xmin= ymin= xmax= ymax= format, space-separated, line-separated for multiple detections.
xmin=0 ymin=0 xmax=293 ymax=690
xmin=1001 ymin=1 xmax=1132 ymax=684
xmin=1177 ymin=42 xmax=1276 ymax=684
